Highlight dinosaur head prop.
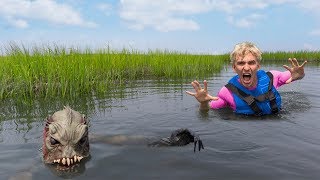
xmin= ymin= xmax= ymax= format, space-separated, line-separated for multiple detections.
xmin=42 ymin=106 xmax=90 ymax=168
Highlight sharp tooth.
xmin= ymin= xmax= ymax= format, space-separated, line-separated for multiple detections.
xmin=57 ymin=159 xmax=60 ymax=163
xmin=71 ymin=159 xmax=73 ymax=164
xmin=77 ymin=156 xmax=83 ymax=162
xmin=62 ymin=158 xmax=66 ymax=165
xmin=74 ymin=155 xmax=77 ymax=163
xmin=54 ymin=160 xmax=56 ymax=163
xmin=67 ymin=158 xmax=70 ymax=166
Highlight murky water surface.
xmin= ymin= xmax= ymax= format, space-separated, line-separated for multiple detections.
xmin=1 ymin=65 xmax=320 ymax=180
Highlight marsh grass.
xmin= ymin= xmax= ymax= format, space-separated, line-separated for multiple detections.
xmin=0 ymin=44 xmax=227 ymax=100
xmin=1 ymin=44 xmax=318 ymax=100
xmin=262 ymin=51 xmax=320 ymax=62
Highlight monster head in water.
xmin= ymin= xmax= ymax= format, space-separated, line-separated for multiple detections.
xmin=42 ymin=106 xmax=90 ymax=167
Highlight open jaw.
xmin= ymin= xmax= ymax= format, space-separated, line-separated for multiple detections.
xmin=242 ymin=73 xmax=252 ymax=83
xmin=46 ymin=156 xmax=90 ymax=177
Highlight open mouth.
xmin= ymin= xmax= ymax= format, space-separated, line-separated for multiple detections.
xmin=242 ymin=73 xmax=252 ymax=83
xmin=46 ymin=161 xmax=86 ymax=178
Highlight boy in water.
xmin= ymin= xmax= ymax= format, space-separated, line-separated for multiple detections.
xmin=186 ymin=42 xmax=307 ymax=115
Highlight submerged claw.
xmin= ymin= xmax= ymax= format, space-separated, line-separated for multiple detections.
xmin=193 ymin=133 xmax=204 ymax=152
xmin=148 ymin=128 xmax=204 ymax=152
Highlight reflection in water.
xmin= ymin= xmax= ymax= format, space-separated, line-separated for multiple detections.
xmin=0 ymin=98 xmax=91 ymax=123
xmin=0 ymin=79 xmax=192 ymax=123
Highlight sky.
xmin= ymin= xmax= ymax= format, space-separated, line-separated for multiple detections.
xmin=0 ymin=0 xmax=319 ymax=54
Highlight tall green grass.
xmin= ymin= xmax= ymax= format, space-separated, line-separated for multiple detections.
xmin=262 ymin=51 xmax=320 ymax=62
xmin=2 ymin=44 xmax=318 ymax=100
xmin=0 ymin=44 xmax=227 ymax=100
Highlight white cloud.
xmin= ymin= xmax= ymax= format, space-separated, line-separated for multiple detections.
xmin=118 ymin=0 xmax=320 ymax=34
xmin=0 ymin=0 xmax=96 ymax=28
xmin=119 ymin=0 xmax=206 ymax=32
xmin=227 ymin=13 xmax=265 ymax=28
xmin=6 ymin=16 xmax=29 ymax=28
xmin=215 ymin=1 xmax=267 ymax=14
xmin=118 ymin=0 xmax=296 ymax=31
xmin=155 ymin=18 xmax=199 ymax=32
xmin=296 ymin=0 xmax=320 ymax=11
xmin=296 ymin=0 xmax=320 ymax=36
xmin=96 ymin=3 xmax=113 ymax=16
xmin=295 ymin=0 xmax=320 ymax=36
xmin=2 ymin=0 xmax=318 ymax=33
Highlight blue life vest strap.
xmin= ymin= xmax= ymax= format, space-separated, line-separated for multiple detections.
xmin=225 ymin=71 xmax=279 ymax=115
xmin=265 ymin=72 xmax=279 ymax=114
xmin=225 ymin=83 xmax=262 ymax=115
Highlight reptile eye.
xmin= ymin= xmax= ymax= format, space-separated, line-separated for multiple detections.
xmin=50 ymin=137 xmax=60 ymax=145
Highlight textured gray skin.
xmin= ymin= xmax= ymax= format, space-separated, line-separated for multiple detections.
xmin=42 ymin=106 xmax=90 ymax=166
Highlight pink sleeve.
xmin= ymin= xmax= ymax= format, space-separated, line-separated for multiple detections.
xmin=270 ymin=70 xmax=291 ymax=89
xmin=209 ymin=86 xmax=236 ymax=110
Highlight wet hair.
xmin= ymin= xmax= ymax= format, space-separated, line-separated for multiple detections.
xmin=230 ymin=42 xmax=262 ymax=65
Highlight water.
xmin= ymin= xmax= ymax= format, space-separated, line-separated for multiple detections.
xmin=1 ymin=65 xmax=320 ymax=180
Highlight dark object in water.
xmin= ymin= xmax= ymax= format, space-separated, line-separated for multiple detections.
xmin=148 ymin=128 xmax=204 ymax=152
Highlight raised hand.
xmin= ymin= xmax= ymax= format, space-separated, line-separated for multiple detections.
xmin=186 ymin=80 xmax=218 ymax=103
xmin=283 ymin=58 xmax=307 ymax=81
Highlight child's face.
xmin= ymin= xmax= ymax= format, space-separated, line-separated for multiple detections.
xmin=233 ymin=53 xmax=260 ymax=89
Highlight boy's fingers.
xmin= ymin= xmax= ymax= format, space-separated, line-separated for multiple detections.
xmin=292 ymin=58 xmax=299 ymax=66
xmin=193 ymin=80 xmax=202 ymax=90
xmin=211 ymin=97 xmax=219 ymax=100
xmin=186 ymin=91 xmax=195 ymax=96
xmin=288 ymin=58 xmax=298 ymax=67
xmin=208 ymin=95 xmax=218 ymax=101
xmin=191 ymin=82 xmax=199 ymax=91
xmin=288 ymin=58 xmax=293 ymax=66
xmin=283 ymin=65 xmax=290 ymax=71
xmin=300 ymin=60 xmax=308 ymax=67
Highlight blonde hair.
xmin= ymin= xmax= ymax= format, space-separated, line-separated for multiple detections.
xmin=230 ymin=42 xmax=262 ymax=65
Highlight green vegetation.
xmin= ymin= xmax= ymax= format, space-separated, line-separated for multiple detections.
xmin=0 ymin=44 xmax=227 ymax=100
xmin=262 ymin=51 xmax=320 ymax=62
xmin=1 ymin=44 xmax=318 ymax=100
